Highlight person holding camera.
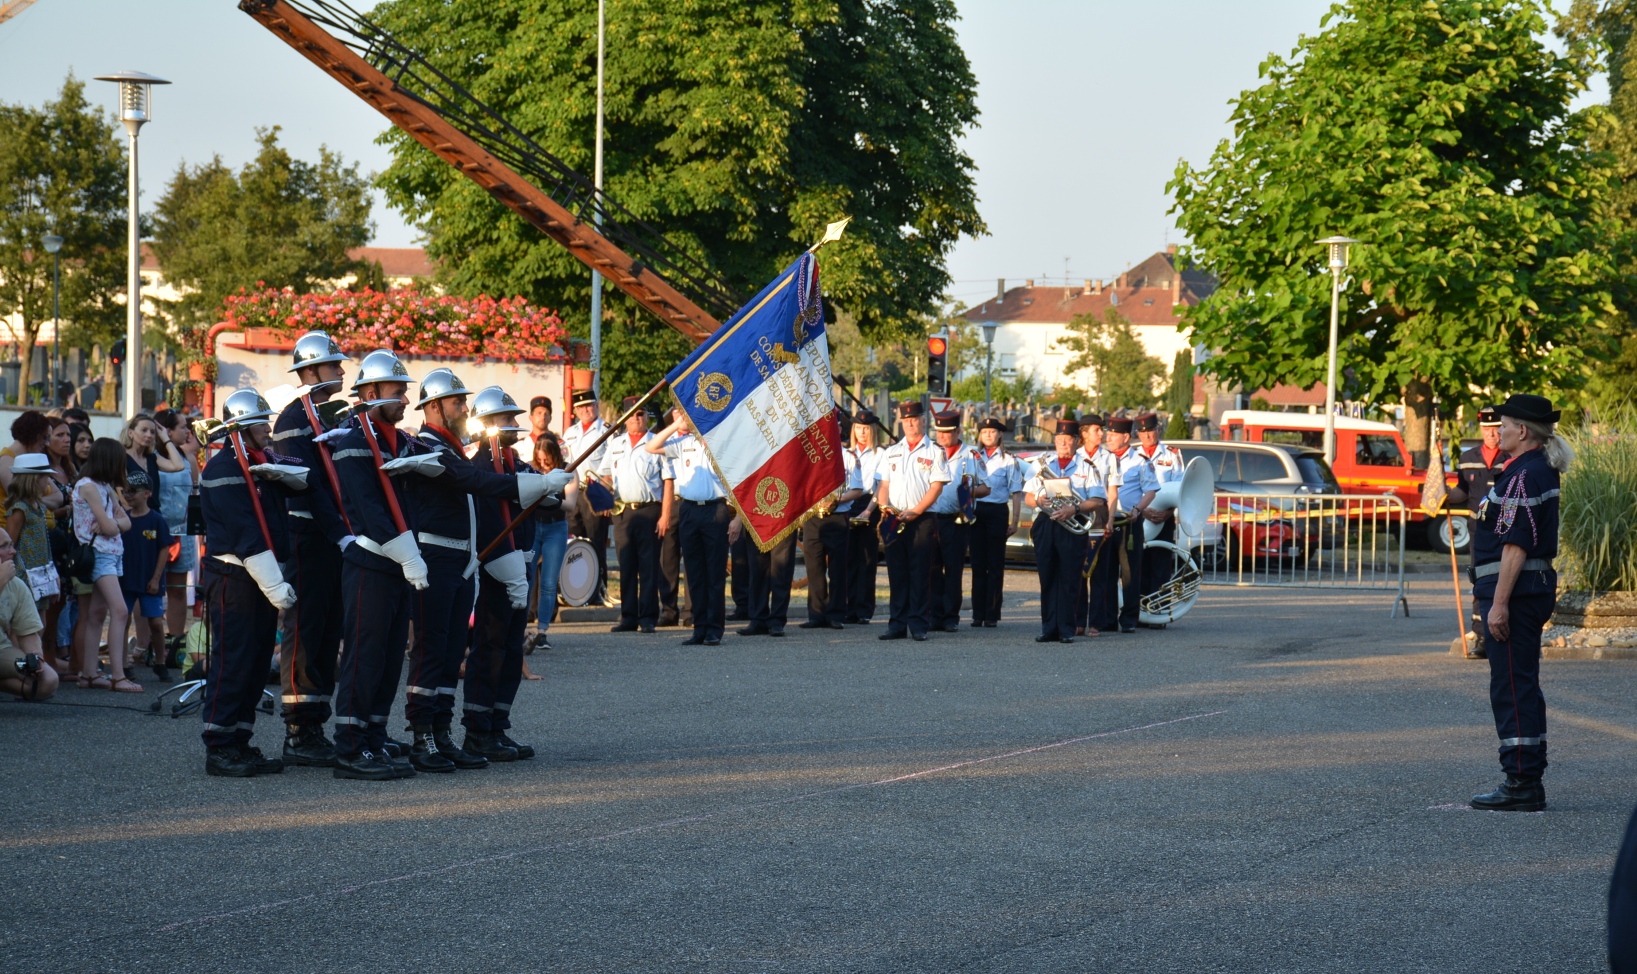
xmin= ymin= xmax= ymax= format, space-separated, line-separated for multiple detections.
xmin=0 ymin=526 xmax=57 ymax=701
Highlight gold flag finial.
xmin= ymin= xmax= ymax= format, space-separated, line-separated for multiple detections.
xmin=807 ymin=217 xmax=851 ymax=254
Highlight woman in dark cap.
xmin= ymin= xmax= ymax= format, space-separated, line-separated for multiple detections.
xmin=1468 ymin=394 xmax=1572 ymax=812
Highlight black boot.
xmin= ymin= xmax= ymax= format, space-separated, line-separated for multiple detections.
xmin=205 ymin=745 xmax=256 ymax=778
xmin=379 ymin=735 xmax=411 ymax=759
xmin=1471 ymin=774 xmax=1546 ymax=812
xmin=334 ymin=749 xmax=400 ymax=781
xmin=464 ymin=730 xmax=519 ymax=763
xmin=435 ymin=725 xmax=487 ymax=769
xmin=239 ymin=745 xmax=285 ymax=775
xmin=409 ymin=724 xmax=457 ymax=773
xmin=495 ymin=732 xmax=535 ymax=760
xmin=283 ymin=725 xmax=338 ymax=767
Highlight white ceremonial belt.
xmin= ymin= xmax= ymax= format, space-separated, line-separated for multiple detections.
xmin=354 ymin=536 xmax=388 ymax=558
xmin=417 ymin=532 xmax=471 ymax=552
xmin=211 ymin=554 xmax=245 ymax=568
xmin=1472 ymin=558 xmax=1553 ymax=579
xmin=290 ymin=510 xmax=314 ymax=519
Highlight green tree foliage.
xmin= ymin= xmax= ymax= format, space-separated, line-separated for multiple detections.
xmin=951 ymin=367 xmax=1043 ymax=407
xmin=1057 ymin=308 xmax=1166 ymax=413
xmin=371 ymin=0 xmax=984 ymax=396
xmin=150 ymin=127 xmax=373 ymax=341
xmin=1164 ymin=348 xmax=1192 ymax=436
xmin=1169 ymin=0 xmax=1625 ymax=462
xmin=0 ymin=77 xmax=126 ymax=404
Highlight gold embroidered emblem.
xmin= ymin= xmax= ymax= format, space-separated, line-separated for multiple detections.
xmin=695 ymin=372 xmax=734 ymax=412
xmin=751 ymin=476 xmax=790 ymax=518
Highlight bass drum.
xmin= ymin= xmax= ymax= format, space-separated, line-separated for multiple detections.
xmin=558 ymin=538 xmax=599 ymax=607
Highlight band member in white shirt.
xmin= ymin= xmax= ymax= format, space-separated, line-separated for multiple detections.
xmin=646 ymin=409 xmax=735 ymax=645
xmin=874 ymin=402 xmax=950 ymax=641
xmin=560 ymin=389 xmax=612 ymax=605
xmin=843 ymin=412 xmax=886 ymax=624
xmin=1105 ymin=415 xmax=1160 ymax=633
xmin=1024 ymin=418 xmax=1107 ymax=643
xmin=970 ymin=417 xmax=1025 ymax=627
xmin=928 ymin=411 xmax=986 ymax=632
xmin=597 ymin=397 xmax=673 ymax=633
xmin=1134 ymin=411 xmax=1185 ymax=603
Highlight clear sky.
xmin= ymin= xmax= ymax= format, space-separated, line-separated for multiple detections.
xmin=0 ymin=0 xmax=1597 ymax=308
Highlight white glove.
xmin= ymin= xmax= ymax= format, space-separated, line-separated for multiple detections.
xmin=314 ymin=427 xmax=350 ymax=444
xmin=243 ymin=550 xmax=296 ymax=610
xmin=540 ymin=468 xmax=574 ymax=496
xmin=249 ymin=463 xmax=310 ymax=489
xmin=516 ymin=472 xmax=550 ymax=508
xmin=339 ymin=534 xmax=356 ymax=552
xmin=380 ymin=530 xmax=430 ymax=590
xmin=382 ymin=454 xmax=444 ymax=478
xmin=483 ymin=548 xmax=530 ymax=609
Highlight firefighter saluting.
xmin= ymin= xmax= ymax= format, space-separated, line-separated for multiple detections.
xmin=270 ymin=331 xmax=352 ymax=769
xmin=199 ymin=389 xmax=308 ymax=777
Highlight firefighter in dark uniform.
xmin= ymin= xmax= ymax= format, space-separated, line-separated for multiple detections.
xmin=466 ymin=387 xmax=566 ymax=761
xmin=928 ymin=410 xmax=986 ymax=631
xmin=562 ymin=389 xmax=613 ymax=606
xmin=198 ymin=389 xmax=304 ymax=776
xmin=647 ymin=408 xmax=735 ymax=644
xmin=407 ymin=369 xmax=551 ymax=772
xmin=1468 ymin=394 xmax=1568 ymax=813
xmin=328 ymin=349 xmax=440 ymax=780
xmin=1446 ymin=406 xmax=1508 ymax=659
xmin=800 ymin=416 xmax=865 ymax=630
xmin=843 ymin=412 xmax=885 ymax=624
xmin=875 ymin=401 xmax=950 ymax=641
xmin=269 ymin=331 xmax=351 ymax=768
xmin=969 ymin=417 xmax=1024 ymax=627
xmin=1024 ymin=418 xmax=1106 ymax=643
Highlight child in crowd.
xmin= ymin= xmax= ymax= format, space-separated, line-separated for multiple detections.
xmin=119 ymin=470 xmax=171 ymax=682
xmin=5 ymin=455 xmax=62 ymax=637
xmin=74 ymin=437 xmax=133 ymax=691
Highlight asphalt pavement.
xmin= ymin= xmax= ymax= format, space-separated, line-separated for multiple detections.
xmin=2 ymin=573 xmax=1632 ymax=973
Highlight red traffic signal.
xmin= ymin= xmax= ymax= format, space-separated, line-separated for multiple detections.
xmin=927 ymin=336 xmax=947 ymax=356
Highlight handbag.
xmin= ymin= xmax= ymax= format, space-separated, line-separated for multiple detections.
xmin=24 ymin=562 xmax=60 ymax=600
xmin=49 ymin=524 xmax=94 ymax=584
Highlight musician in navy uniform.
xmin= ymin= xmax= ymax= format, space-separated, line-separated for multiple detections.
xmin=561 ymin=389 xmax=612 ymax=606
xmin=800 ymin=412 xmax=865 ymax=630
xmin=875 ymin=402 xmax=950 ymax=641
xmin=407 ymin=369 xmax=551 ymax=772
xmin=466 ymin=387 xmax=561 ymax=762
xmin=926 ymin=411 xmax=986 ymax=632
xmin=1105 ymin=416 xmax=1159 ymax=633
xmin=1467 ymin=394 xmax=1570 ymax=813
xmin=198 ymin=390 xmax=303 ymax=777
xmin=328 ymin=350 xmax=441 ymax=780
xmin=1024 ymin=418 xmax=1106 ymax=643
xmin=1446 ymin=406 xmax=1509 ymax=659
xmin=1134 ymin=412 xmax=1185 ymax=613
xmin=599 ymin=397 xmax=673 ymax=634
xmin=647 ymin=408 xmax=736 ymax=645
xmin=269 ymin=331 xmax=352 ymax=768
xmin=969 ymin=417 xmax=1025 ymax=627
xmin=843 ymin=411 xmax=886 ymax=624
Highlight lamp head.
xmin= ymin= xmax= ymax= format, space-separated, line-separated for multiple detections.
xmin=1317 ymin=235 xmax=1359 ymax=272
xmin=981 ymin=322 xmax=997 ymax=345
xmin=94 ymin=71 xmax=171 ymax=134
xmin=41 ymin=234 xmax=63 ymax=255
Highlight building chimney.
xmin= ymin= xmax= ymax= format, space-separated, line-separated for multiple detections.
xmin=1083 ymin=279 xmax=1093 ymax=295
xmin=1093 ymin=279 xmax=1103 ymax=295
xmin=997 ymin=278 xmax=1005 ymax=300
xmin=1117 ymin=272 xmax=1128 ymax=289
xmin=1025 ymin=278 xmax=1035 ymax=288
xmin=1167 ymin=243 xmax=1178 ymax=255
xmin=1172 ymin=274 xmax=1182 ymax=305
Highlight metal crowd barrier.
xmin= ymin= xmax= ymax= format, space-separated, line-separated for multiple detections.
xmin=1184 ymin=492 xmax=1409 ymax=617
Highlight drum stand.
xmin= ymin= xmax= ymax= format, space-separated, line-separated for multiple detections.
xmin=149 ymin=602 xmax=277 ymax=718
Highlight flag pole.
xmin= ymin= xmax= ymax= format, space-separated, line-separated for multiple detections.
xmin=476 ymin=376 xmax=670 ymax=561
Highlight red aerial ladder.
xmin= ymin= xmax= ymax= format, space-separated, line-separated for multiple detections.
xmin=237 ymin=0 xmax=739 ymax=342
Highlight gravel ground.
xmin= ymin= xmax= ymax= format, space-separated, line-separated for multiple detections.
xmin=2 ymin=574 xmax=1632 ymax=973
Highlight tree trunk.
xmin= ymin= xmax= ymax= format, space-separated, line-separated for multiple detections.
xmin=1402 ymin=377 xmax=1433 ymax=471
xmin=14 ymin=316 xmax=32 ymax=407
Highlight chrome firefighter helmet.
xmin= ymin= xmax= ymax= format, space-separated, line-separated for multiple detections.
xmin=467 ymin=385 xmax=528 ymax=439
xmin=288 ymin=331 xmax=348 ymax=373
xmin=221 ymin=388 xmax=275 ymax=431
xmin=414 ymin=367 xmax=474 ymax=409
xmin=351 ymin=348 xmax=414 ymax=407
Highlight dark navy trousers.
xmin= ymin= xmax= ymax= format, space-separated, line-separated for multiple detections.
xmin=279 ymin=527 xmax=342 ymax=727
xmin=679 ymin=500 xmax=731 ymax=641
xmin=968 ymin=502 xmax=1010 ymax=624
xmin=406 ymin=549 xmax=475 ymax=727
xmin=1032 ymin=517 xmax=1081 ymax=639
xmin=464 ymin=571 xmax=526 ymax=733
xmin=200 ymin=561 xmax=278 ymax=750
xmin=846 ymin=511 xmax=880 ymax=621
xmin=1479 ymin=590 xmax=1553 ymax=778
xmin=930 ymin=513 xmax=968 ymax=629
xmin=801 ymin=511 xmax=849 ymax=625
xmin=748 ymin=534 xmax=797 ymax=632
xmin=334 ymin=558 xmax=412 ymax=755
xmin=883 ymin=515 xmax=936 ymax=637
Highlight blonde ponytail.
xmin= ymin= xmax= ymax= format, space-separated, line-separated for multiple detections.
xmin=1519 ymin=418 xmax=1574 ymax=472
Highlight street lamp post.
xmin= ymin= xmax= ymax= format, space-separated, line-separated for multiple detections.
xmin=981 ymin=322 xmax=997 ymax=418
xmin=41 ymin=233 xmax=62 ymax=406
xmin=95 ymin=70 xmax=170 ymax=419
xmin=588 ymin=0 xmax=606 ymax=402
xmin=1316 ymin=235 xmax=1357 ymax=466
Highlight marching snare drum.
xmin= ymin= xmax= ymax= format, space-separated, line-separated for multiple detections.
xmin=557 ymin=538 xmax=599 ymax=607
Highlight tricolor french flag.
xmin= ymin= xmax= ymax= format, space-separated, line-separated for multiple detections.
xmin=666 ymin=253 xmax=845 ymax=551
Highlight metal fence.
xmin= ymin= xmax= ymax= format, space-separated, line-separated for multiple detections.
xmin=1182 ymin=492 xmax=1409 ymax=617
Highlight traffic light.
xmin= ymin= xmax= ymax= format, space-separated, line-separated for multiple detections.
xmin=109 ymin=338 xmax=126 ymax=367
xmin=926 ymin=333 xmax=948 ymax=396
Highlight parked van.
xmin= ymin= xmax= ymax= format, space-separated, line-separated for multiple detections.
xmin=1217 ymin=410 xmax=1462 ymax=552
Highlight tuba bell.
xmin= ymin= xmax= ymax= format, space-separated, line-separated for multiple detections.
xmin=1142 ymin=456 xmax=1214 ymax=543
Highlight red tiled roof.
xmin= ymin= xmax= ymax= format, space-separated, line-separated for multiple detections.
xmin=962 ymin=251 xmax=1215 ymax=326
xmin=349 ymin=247 xmax=435 ymax=279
